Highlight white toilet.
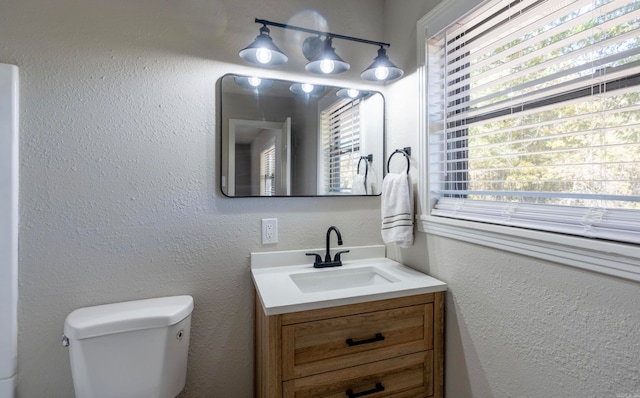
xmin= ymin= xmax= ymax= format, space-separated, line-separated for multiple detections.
xmin=63 ymin=295 xmax=194 ymax=398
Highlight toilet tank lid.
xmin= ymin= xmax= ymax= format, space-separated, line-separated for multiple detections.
xmin=64 ymin=295 xmax=194 ymax=340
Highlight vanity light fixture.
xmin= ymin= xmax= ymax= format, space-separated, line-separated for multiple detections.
xmin=361 ymin=47 xmax=404 ymax=81
xmin=305 ymin=37 xmax=350 ymax=75
xmin=239 ymin=24 xmax=288 ymax=66
xmin=239 ymin=18 xmax=403 ymax=82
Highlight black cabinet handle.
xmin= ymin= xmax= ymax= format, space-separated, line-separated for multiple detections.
xmin=345 ymin=333 xmax=385 ymax=347
xmin=346 ymin=383 xmax=385 ymax=398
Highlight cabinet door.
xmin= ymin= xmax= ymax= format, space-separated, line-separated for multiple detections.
xmin=282 ymin=304 xmax=433 ymax=379
xmin=283 ymin=351 xmax=433 ymax=398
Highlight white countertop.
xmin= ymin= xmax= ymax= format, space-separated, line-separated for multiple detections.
xmin=251 ymin=245 xmax=447 ymax=315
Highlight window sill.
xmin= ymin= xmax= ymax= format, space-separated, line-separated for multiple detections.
xmin=417 ymin=214 xmax=640 ymax=283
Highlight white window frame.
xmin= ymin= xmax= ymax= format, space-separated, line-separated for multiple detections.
xmin=416 ymin=0 xmax=640 ymax=282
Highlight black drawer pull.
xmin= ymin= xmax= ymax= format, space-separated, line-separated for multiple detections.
xmin=346 ymin=382 xmax=385 ymax=398
xmin=346 ymin=333 xmax=385 ymax=346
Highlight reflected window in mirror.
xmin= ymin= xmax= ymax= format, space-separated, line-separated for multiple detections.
xmin=260 ymin=144 xmax=276 ymax=196
xmin=321 ymin=98 xmax=361 ymax=194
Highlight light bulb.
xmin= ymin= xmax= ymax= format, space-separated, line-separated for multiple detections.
xmin=248 ymin=77 xmax=262 ymax=87
xmin=347 ymin=89 xmax=359 ymax=98
xmin=255 ymin=48 xmax=272 ymax=64
xmin=374 ymin=66 xmax=390 ymax=80
xmin=320 ymin=59 xmax=335 ymax=74
xmin=301 ymin=84 xmax=314 ymax=93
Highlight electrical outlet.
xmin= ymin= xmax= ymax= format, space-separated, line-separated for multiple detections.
xmin=261 ymin=218 xmax=278 ymax=244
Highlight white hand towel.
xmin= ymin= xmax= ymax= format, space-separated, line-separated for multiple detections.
xmin=381 ymin=172 xmax=413 ymax=248
xmin=364 ymin=173 xmax=374 ymax=195
xmin=367 ymin=165 xmax=378 ymax=195
xmin=352 ymin=174 xmax=367 ymax=195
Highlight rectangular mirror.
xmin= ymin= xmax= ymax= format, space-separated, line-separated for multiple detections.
xmin=220 ymin=74 xmax=385 ymax=197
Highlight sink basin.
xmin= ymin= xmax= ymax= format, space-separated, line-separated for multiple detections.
xmin=250 ymin=245 xmax=447 ymax=315
xmin=290 ymin=266 xmax=400 ymax=293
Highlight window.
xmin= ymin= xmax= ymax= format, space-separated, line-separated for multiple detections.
xmin=426 ymin=0 xmax=640 ymax=243
xmin=260 ymin=144 xmax=276 ymax=196
xmin=321 ymin=98 xmax=361 ymax=194
xmin=418 ymin=0 xmax=640 ymax=281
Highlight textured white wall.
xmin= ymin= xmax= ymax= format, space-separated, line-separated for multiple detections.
xmin=0 ymin=0 xmax=386 ymax=396
xmin=384 ymin=0 xmax=640 ymax=397
xmin=6 ymin=0 xmax=638 ymax=396
xmin=409 ymin=234 xmax=640 ymax=397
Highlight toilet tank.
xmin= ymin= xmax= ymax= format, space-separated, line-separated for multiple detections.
xmin=64 ymin=296 xmax=194 ymax=398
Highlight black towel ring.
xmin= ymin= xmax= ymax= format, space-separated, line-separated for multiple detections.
xmin=357 ymin=154 xmax=372 ymax=177
xmin=387 ymin=147 xmax=411 ymax=175
xmin=357 ymin=157 xmax=369 ymax=177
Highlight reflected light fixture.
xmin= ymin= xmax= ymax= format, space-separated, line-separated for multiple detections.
xmin=238 ymin=24 xmax=288 ymax=66
xmin=233 ymin=76 xmax=274 ymax=91
xmin=248 ymin=77 xmax=262 ymax=87
xmin=289 ymin=83 xmax=325 ymax=96
xmin=361 ymin=47 xmax=404 ymax=81
xmin=239 ymin=18 xmax=403 ymax=82
xmin=336 ymin=88 xmax=368 ymax=100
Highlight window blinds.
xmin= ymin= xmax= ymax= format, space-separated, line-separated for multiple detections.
xmin=260 ymin=145 xmax=276 ymax=196
xmin=322 ymin=99 xmax=361 ymax=193
xmin=427 ymin=0 xmax=640 ymax=243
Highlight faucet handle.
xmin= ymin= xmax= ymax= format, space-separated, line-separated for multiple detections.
xmin=333 ymin=250 xmax=350 ymax=263
xmin=305 ymin=253 xmax=323 ymax=266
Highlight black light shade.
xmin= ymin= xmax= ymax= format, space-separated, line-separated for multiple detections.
xmin=361 ymin=47 xmax=404 ymax=81
xmin=302 ymin=36 xmax=324 ymax=61
xmin=305 ymin=38 xmax=350 ymax=75
xmin=239 ymin=26 xmax=288 ymax=66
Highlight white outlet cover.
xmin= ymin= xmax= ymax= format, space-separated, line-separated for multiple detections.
xmin=261 ymin=218 xmax=278 ymax=244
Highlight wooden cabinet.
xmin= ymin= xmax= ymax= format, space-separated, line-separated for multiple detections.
xmin=255 ymin=292 xmax=444 ymax=398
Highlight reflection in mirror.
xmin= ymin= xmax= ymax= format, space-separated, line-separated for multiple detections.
xmin=220 ymin=74 xmax=385 ymax=197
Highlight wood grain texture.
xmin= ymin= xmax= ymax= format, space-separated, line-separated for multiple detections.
xmin=255 ymin=293 xmax=282 ymax=398
xmin=280 ymin=293 xmax=435 ymax=325
xmin=282 ymin=352 xmax=432 ymax=398
xmin=433 ymin=291 xmax=445 ymax=398
xmin=255 ymin=291 xmax=445 ymax=398
xmin=283 ymin=304 xmax=433 ymax=379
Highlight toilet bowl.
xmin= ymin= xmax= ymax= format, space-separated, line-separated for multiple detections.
xmin=63 ymin=295 xmax=193 ymax=398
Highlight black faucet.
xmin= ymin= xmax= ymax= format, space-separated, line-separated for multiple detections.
xmin=305 ymin=226 xmax=350 ymax=268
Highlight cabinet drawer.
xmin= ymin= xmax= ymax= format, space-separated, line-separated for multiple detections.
xmin=282 ymin=304 xmax=433 ymax=379
xmin=283 ymin=351 xmax=433 ymax=398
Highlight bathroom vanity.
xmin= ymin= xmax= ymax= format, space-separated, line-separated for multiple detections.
xmin=251 ymin=246 xmax=446 ymax=398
